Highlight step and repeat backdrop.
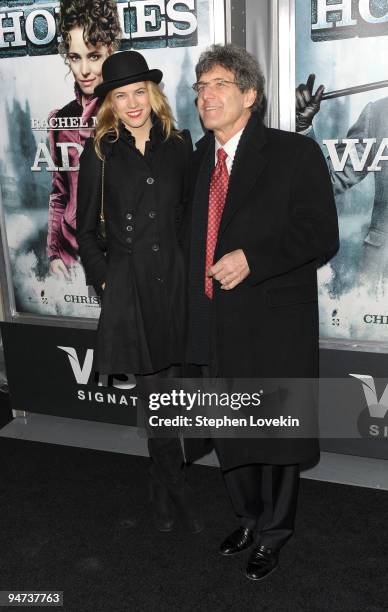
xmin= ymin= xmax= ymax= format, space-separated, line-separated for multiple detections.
xmin=1 ymin=0 xmax=388 ymax=459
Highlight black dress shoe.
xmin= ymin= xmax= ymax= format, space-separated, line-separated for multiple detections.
xmin=246 ymin=545 xmax=278 ymax=581
xmin=219 ymin=527 xmax=254 ymax=556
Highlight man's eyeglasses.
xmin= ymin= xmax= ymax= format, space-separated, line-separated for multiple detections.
xmin=192 ymin=78 xmax=237 ymax=95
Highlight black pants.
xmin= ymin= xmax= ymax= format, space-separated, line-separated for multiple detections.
xmin=199 ymin=366 xmax=299 ymax=551
xmin=147 ymin=437 xmax=186 ymax=491
xmin=223 ymin=463 xmax=300 ymax=551
xmin=137 ymin=366 xmax=187 ymax=495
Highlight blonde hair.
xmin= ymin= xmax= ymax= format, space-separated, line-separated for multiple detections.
xmin=94 ymin=81 xmax=181 ymax=160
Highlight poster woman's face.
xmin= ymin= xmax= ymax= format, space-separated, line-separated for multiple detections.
xmin=111 ymin=81 xmax=153 ymax=133
xmin=67 ymin=26 xmax=111 ymax=96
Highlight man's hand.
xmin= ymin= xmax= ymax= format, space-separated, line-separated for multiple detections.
xmin=209 ymin=249 xmax=250 ymax=290
xmin=49 ymin=258 xmax=70 ymax=280
xmin=295 ymin=74 xmax=325 ymax=132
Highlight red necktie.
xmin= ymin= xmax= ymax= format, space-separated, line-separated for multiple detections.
xmin=205 ymin=147 xmax=229 ymax=299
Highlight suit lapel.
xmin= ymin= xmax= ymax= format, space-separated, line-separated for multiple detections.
xmin=192 ymin=132 xmax=214 ymax=205
xmin=218 ymin=115 xmax=268 ymax=239
xmin=188 ymin=133 xmax=214 ymax=277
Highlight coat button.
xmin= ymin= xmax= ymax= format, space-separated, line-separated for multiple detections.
xmin=126 ymin=237 xmax=133 ymax=244
xmin=126 ymin=213 xmax=133 ymax=220
xmin=126 ymin=225 xmax=133 ymax=231
xmin=152 ymin=243 xmax=160 ymax=252
xmin=156 ymin=277 xmax=164 ymax=283
xmin=149 ymin=210 xmax=156 ymax=219
xmin=146 ymin=177 xmax=155 ymax=185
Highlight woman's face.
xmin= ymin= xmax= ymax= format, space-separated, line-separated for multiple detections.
xmin=110 ymin=81 xmax=153 ymax=133
xmin=67 ymin=26 xmax=111 ymax=96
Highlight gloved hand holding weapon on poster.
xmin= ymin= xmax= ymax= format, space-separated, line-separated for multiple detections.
xmin=295 ymin=73 xmax=388 ymax=132
xmin=295 ymin=73 xmax=388 ymax=286
xmin=295 ymin=74 xmax=325 ymax=131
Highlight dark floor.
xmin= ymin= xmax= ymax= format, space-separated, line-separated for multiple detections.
xmin=0 ymin=437 xmax=387 ymax=612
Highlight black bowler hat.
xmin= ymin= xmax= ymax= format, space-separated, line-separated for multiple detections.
xmin=95 ymin=51 xmax=163 ymax=99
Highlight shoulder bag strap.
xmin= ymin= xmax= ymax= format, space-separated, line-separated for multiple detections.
xmin=100 ymin=160 xmax=105 ymax=222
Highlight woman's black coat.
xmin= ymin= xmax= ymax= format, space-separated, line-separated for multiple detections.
xmin=76 ymin=122 xmax=192 ymax=375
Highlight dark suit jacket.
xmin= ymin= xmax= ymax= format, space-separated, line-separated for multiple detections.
xmin=185 ymin=112 xmax=339 ymax=468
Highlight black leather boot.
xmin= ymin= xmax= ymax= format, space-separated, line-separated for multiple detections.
xmin=149 ymin=475 xmax=175 ymax=532
xmin=148 ymin=438 xmax=203 ymax=533
xmin=167 ymin=480 xmax=204 ymax=534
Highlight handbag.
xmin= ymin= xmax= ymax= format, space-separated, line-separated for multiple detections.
xmin=96 ymin=160 xmax=107 ymax=252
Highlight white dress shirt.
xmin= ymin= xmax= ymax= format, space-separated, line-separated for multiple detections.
xmin=214 ymin=128 xmax=244 ymax=174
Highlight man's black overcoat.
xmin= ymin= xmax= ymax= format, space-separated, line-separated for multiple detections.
xmin=185 ymin=112 xmax=339 ymax=468
xmin=77 ymin=123 xmax=192 ymax=375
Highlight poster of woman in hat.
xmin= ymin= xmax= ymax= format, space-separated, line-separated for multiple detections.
xmin=76 ymin=50 xmax=202 ymax=533
xmin=47 ymin=0 xmax=121 ymax=281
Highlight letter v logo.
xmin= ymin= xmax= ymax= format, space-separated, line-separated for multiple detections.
xmin=349 ymin=374 xmax=388 ymax=418
xmin=58 ymin=346 xmax=94 ymax=385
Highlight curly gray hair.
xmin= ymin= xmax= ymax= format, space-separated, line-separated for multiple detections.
xmin=195 ymin=44 xmax=266 ymax=117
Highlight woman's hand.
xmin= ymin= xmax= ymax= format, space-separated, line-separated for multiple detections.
xmin=49 ymin=258 xmax=71 ymax=280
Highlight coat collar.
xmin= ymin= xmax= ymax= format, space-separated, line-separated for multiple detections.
xmin=194 ymin=112 xmax=268 ymax=238
xmin=194 ymin=112 xmax=266 ymax=156
xmin=118 ymin=112 xmax=165 ymax=151
xmin=219 ymin=112 xmax=267 ymax=237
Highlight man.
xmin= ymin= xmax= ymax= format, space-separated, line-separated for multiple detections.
xmin=185 ymin=45 xmax=339 ymax=581
xmin=296 ymin=75 xmax=388 ymax=281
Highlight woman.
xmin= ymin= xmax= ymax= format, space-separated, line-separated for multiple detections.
xmin=47 ymin=0 xmax=121 ymax=279
xmin=76 ymin=51 xmax=202 ymax=534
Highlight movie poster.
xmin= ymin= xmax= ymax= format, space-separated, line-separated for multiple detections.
xmin=0 ymin=0 xmax=220 ymax=319
xmin=295 ymin=0 xmax=388 ymax=344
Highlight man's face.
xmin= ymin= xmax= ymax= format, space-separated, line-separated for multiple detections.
xmin=196 ymin=65 xmax=256 ymax=142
